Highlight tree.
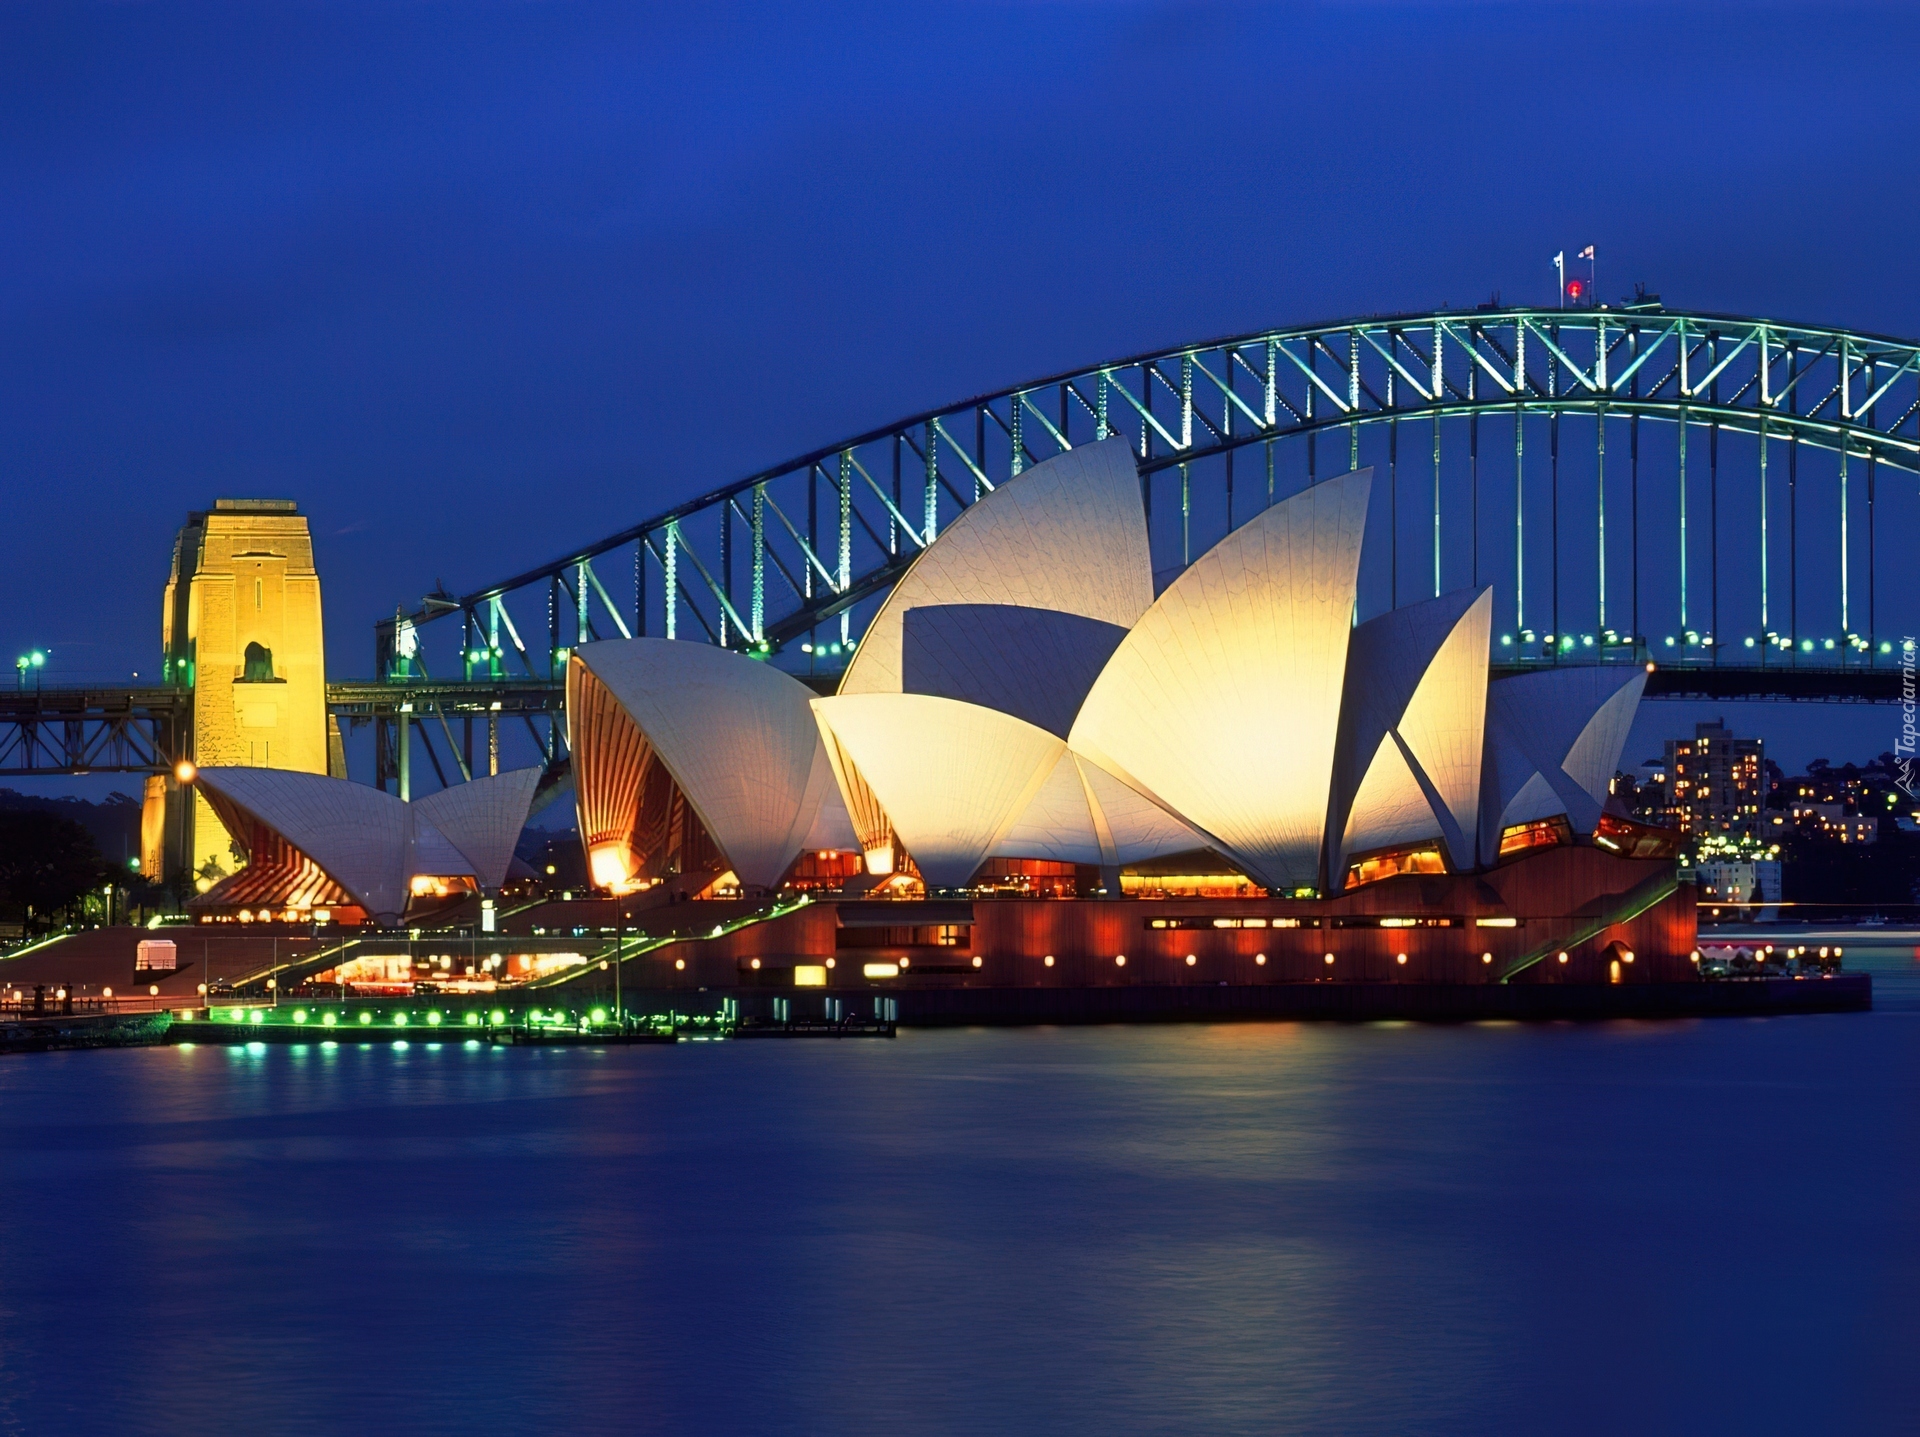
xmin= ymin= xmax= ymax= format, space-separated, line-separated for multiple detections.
xmin=0 ymin=811 xmax=111 ymax=933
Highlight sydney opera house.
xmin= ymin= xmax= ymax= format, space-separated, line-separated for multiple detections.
xmin=185 ymin=765 xmax=542 ymax=926
xmin=565 ymin=438 xmax=1693 ymax=989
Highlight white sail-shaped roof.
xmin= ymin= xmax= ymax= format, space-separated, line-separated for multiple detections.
xmin=1069 ymin=469 xmax=1372 ymax=892
xmin=1331 ymin=588 xmax=1491 ymax=878
xmin=1075 ymin=755 xmax=1210 ymax=864
xmin=1397 ymin=590 xmax=1491 ymax=851
xmin=813 ymin=692 xmax=1064 ymax=887
xmin=195 ymin=767 xmax=414 ymax=921
xmin=993 ymin=750 xmax=1102 ymax=864
xmin=413 ymin=766 xmax=542 ymax=889
xmin=838 ymin=436 xmax=1153 ymax=737
xmin=1562 ymin=673 xmax=1646 ymax=801
xmin=801 ymin=769 xmax=861 ymax=852
xmin=1500 ymin=770 xmax=1567 ymax=829
xmin=992 ymin=751 xmax=1211 ymax=868
xmin=572 ymin=639 xmax=832 ymax=888
xmin=408 ymin=820 xmax=478 ymax=882
xmin=1478 ymin=666 xmax=1648 ymax=860
xmin=1341 ymin=734 xmax=1440 ymax=867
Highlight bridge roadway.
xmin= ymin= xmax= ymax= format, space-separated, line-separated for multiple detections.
xmin=0 ymin=662 xmax=1901 ymax=779
xmin=0 ymin=678 xmax=561 ymax=779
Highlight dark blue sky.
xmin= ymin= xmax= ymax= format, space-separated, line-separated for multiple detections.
xmin=4 ymin=1 xmax=1917 ymax=782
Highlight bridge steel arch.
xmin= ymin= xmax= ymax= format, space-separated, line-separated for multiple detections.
xmin=375 ymin=304 xmax=1920 ymax=784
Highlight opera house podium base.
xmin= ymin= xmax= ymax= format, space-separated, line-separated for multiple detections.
xmin=542 ymin=849 xmax=1872 ymax=1025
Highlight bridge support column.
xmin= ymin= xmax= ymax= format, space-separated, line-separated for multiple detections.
xmin=155 ymin=772 xmax=194 ymax=893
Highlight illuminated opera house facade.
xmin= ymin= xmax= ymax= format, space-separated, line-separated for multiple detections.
xmin=569 ymin=439 xmax=1692 ymax=986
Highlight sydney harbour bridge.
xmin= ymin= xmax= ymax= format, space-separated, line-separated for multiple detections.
xmin=4 ymin=301 xmax=1917 ymax=800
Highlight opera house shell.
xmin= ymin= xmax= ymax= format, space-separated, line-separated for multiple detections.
xmin=569 ymin=436 xmax=1653 ymax=904
xmin=188 ymin=765 xmax=543 ymax=926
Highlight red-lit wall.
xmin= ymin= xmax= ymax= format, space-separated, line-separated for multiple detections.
xmin=624 ymin=848 xmax=1698 ymax=990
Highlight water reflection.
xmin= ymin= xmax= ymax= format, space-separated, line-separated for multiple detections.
xmin=0 ymin=1012 xmax=1910 ymax=1435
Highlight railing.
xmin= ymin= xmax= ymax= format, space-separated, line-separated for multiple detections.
xmin=0 ymin=995 xmax=182 ymax=1018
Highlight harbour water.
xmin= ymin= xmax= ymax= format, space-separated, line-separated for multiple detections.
xmin=0 ymin=949 xmax=1913 ymax=1435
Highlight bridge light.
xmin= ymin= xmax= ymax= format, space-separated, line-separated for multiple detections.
xmin=1744 ymin=637 xmax=1755 ymax=647
xmin=1500 ymin=634 xmax=1513 ymax=646
xmin=30 ymin=651 xmax=44 ymax=667
xmin=1664 ymin=636 xmax=1676 ymax=647
xmin=1581 ymin=634 xmax=1594 ymax=647
xmin=1881 ymin=642 xmax=1893 ymax=654
xmin=1801 ymin=639 xmax=1814 ymax=652
xmin=1822 ymin=638 xmax=1835 ymax=650
xmin=801 ymin=643 xmax=813 ymax=653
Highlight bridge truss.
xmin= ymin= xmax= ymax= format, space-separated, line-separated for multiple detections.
xmin=371 ymin=302 xmax=1918 ymax=782
xmin=0 ymin=687 xmax=189 ymax=777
